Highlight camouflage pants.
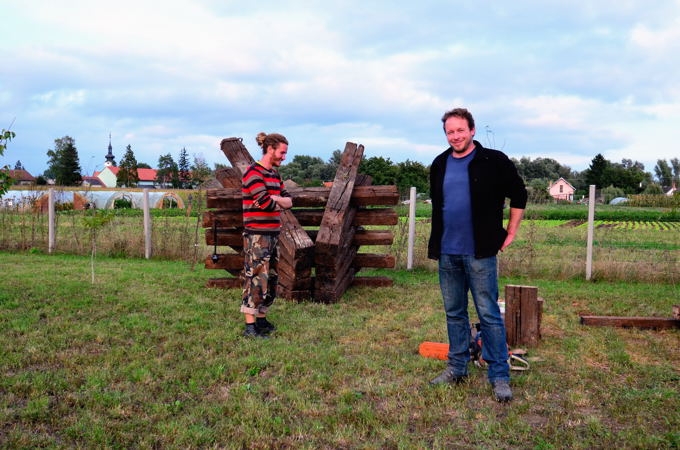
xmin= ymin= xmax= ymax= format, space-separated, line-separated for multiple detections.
xmin=241 ymin=233 xmax=279 ymax=315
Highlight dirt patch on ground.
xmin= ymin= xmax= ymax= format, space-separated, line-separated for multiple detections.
xmin=560 ymin=219 xmax=585 ymax=228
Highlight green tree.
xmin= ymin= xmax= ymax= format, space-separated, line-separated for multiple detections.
xmin=527 ymin=179 xmax=551 ymax=203
xmin=117 ymin=145 xmax=140 ymax=188
xmin=278 ymin=155 xmax=326 ymax=186
xmin=137 ymin=162 xmax=152 ymax=169
xmin=190 ymin=154 xmax=213 ymax=187
xmin=1 ymin=128 xmax=16 ymax=196
xmin=602 ymin=160 xmax=648 ymax=195
xmin=156 ymin=153 xmax=178 ymax=188
xmin=178 ymin=147 xmax=192 ymax=189
xmin=395 ymin=159 xmax=429 ymax=197
xmin=319 ymin=150 xmax=342 ymax=181
xmin=654 ymin=159 xmax=674 ymax=189
xmin=359 ymin=156 xmax=397 ymax=186
xmin=584 ymin=153 xmax=610 ymax=188
xmin=46 ymin=136 xmax=82 ymax=186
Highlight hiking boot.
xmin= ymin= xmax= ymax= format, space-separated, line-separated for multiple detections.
xmin=429 ymin=368 xmax=468 ymax=385
xmin=255 ymin=317 xmax=276 ymax=335
xmin=243 ymin=323 xmax=269 ymax=339
xmin=492 ymin=380 xmax=513 ymax=402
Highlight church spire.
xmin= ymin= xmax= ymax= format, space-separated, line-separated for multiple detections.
xmin=104 ymin=133 xmax=116 ymax=167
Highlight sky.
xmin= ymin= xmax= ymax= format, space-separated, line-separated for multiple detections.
xmin=2 ymin=0 xmax=680 ymax=178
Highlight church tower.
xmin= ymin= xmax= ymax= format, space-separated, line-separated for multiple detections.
xmin=104 ymin=133 xmax=116 ymax=167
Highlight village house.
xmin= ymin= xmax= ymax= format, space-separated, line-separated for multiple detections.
xmin=5 ymin=169 xmax=36 ymax=186
xmin=88 ymin=166 xmax=158 ymax=188
xmin=548 ymin=177 xmax=575 ymax=202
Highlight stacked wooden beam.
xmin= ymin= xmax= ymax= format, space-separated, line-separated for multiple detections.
xmin=203 ymin=138 xmax=399 ymax=302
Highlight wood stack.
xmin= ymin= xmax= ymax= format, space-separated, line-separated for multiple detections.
xmin=203 ymin=138 xmax=399 ymax=302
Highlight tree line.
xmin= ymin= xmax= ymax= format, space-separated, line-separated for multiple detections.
xmin=34 ymin=136 xmax=213 ymax=189
xmin=5 ymin=134 xmax=680 ymax=201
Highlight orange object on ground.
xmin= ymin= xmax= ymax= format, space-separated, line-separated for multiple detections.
xmin=418 ymin=341 xmax=449 ymax=360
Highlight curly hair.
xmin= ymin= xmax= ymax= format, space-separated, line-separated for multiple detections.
xmin=256 ymin=132 xmax=289 ymax=154
xmin=441 ymin=108 xmax=475 ymax=131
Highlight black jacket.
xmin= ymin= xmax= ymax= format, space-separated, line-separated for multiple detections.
xmin=428 ymin=141 xmax=527 ymax=259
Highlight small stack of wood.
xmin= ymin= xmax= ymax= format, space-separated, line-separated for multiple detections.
xmin=203 ymin=137 xmax=400 ymax=303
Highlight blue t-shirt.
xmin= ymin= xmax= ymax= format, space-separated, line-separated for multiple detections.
xmin=441 ymin=150 xmax=475 ymax=255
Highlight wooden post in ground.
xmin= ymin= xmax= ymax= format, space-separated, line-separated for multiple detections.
xmin=314 ymin=142 xmax=364 ymax=303
xmin=504 ymin=285 xmax=543 ymax=347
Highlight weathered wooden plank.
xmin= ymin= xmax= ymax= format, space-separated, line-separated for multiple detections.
xmin=579 ymin=315 xmax=680 ymax=329
xmin=206 ymin=189 xmax=242 ymax=210
xmin=205 ymin=228 xmax=243 ymax=247
xmin=519 ymin=286 xmax=540 ymax=347
xmin=351 ymin=276 xmax=394 ymax=287
xmin=353 ymin=253 xmax=396 ymax=269
xmin=505 ymin=285 xmax=542 ymax=347
xmin=353 ymin=229 xmax=394 ymax=246
xmin=215 ymin=167 xmax=243 ymax=188
xmin=203 ymin=211 xmax=243 ymax=228
xmin=206 ymin=185 xmax=399 ymax=208
xmin=354 ymin=208 xmax=398 ymax=226
xmin=220 ymin=137 xmax=253 ymax=175
xmin=204 ymin=253 xmax=244 ymax=271
xmin=315 ymin=267 xmax=356 ymax=303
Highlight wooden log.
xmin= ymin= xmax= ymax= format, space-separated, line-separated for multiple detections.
xmin=203 ymin=211 xmax=243 ymax=228
xmin=205 ymin=228 xmax=243 ymax=248
xmin=220 ymin=137 xmax=253 ymax=175
xmin=206 ymin=189 xmax=243 ymax=210
xmin=505 ymin=285 xmax=542 ymax=347
xmin=579 ymin=315 xmax=680 ymax=329
xmin=314 ymin=142 xmax=364 ymax=302
xmin=353 ymin=253 xmax=396 ymax=269
xmin=204 ymin=253 xmax=244 ymax=271
xmin=215 ymin=167 xmax=243 ymax=188
xmin=353 ymin=229 xmax=394 ymax=246
xmin=354 ymin=208 xmax=398 ymax=226
xmin=206 ymin=185 xmax=399 ymax=208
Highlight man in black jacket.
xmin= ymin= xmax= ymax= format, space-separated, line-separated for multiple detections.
xmin=427 ymin=107 xmax=527 ymax=402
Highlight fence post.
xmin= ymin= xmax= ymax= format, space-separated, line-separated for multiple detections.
xmin=48 ymin=188 xmax=55 ymax=253
xmin=407 ymin=187 xmax=416 ymax=270
xmin=586 ymin=184 xmax=595 ymax=280
xmin=143 ymin=189 xmax=152 ymax=259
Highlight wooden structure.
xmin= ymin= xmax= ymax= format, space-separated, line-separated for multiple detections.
xmin=204 ymin=137 xmax=399 ymax=302
xmin=504 ymin=285 xmax=543 ymax=347
xmin=580 ymin=305 xmax=680 ymax=330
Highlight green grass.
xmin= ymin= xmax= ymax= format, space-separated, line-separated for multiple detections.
xmin=1 ymin=252 xmax=678 ymax=448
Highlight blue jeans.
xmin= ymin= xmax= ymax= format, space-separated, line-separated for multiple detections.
xmin=438 ymin=254 xmax=510 ymax=383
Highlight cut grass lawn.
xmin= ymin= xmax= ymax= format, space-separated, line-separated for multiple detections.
xmin=1 ymin=252 xmax=678 ymax=449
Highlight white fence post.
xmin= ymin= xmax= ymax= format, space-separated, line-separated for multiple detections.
xmin=586 ymin=184 xmax=596 ymax=280
xmin=143 ymin=189 xmax=152 ymax=259
xmin=48 ymin=188 xmax=55 ymax=254
xmin=407 ymin=187 xmax=416 ymax=270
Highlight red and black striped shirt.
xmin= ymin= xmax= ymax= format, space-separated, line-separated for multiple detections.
xmin=242 ymin=162 xmax=290 ymax=234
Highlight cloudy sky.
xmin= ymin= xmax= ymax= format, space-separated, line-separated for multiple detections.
xmin=2 ymin=0 xmax=679 ymax=178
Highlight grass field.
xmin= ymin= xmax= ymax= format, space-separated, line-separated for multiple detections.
xmin=1 ymin=252 xmax=678 ymax=449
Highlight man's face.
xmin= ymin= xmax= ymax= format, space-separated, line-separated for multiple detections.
xmin=270 ymin=143 xmax=288 ymax=167
xmin=444 ymin=116 xmax=475 ymax=155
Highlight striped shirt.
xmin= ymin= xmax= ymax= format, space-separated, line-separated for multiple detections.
xmin=242 ymin=162 xmax=290 ymax=234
